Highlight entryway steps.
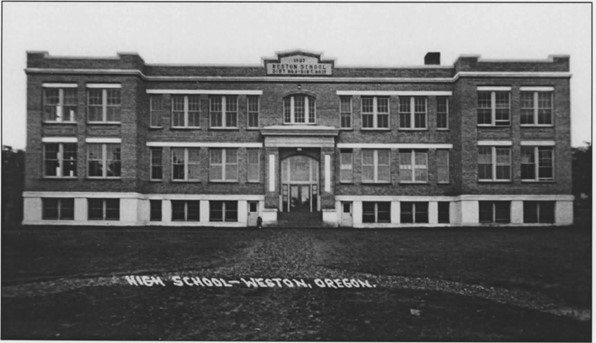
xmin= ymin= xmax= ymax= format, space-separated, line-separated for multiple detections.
xmin=273 ymin=212 xmax=323 ymax=228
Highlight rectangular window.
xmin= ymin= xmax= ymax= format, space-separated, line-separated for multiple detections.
xmin=88 ymin=199 xmax=119 ymax=220
xmin=150 ymin=200 xmax=162 ymax=221
xmin=171 ymin=95 xmax=200 ymax=128
xmin=438 ymin=202 xmax=450 ymax=223
xmin=87 ymin=87 xmax=121 ymax=123
xmin=339 ymin=96 xmax=352 ymax=128
xmin=401 ymin=202 xmax=429 ymax=223
xmin=171 ymin=200 xmax=200 ymax=221
xmin=150 ymin=148 xmax=163 ymax=181
xmin=477 ymin=91 xmax=510 ymax=126
xmin=210 ymin=95 xmax=237 ymax=128
xmin=479 ymin=201 xmax=511 ymax=223
xmin=521 ymin=146 xmax=554 ymax=181
xmin=523 ymin=201 xmax=555 ymax=223
xmin=209 ymin=201 xmax=238 ymax=222
xmin=149 ymin=95 xmax=163 ymax=127
xmin=247 ymin=96 xmax=259 ymax=128
xmin=521 ymin=91 xmax=553 ymax=125
xmin=247 ymin=149 xmax=260 ymax=182
xmin=42 ymin=198 xmax=74 ymax=220
xmin=399 ymin=97 xmax=427 ymax=129
xmin=436 ymin=97 xmax=449 ymax=129
xmin=171 ymin=148 xmax=201 ymax=181
xmin=399 ymin=150 xmax=428 ymax=183
xmin=361 ymin=149 xmax=390 ymax=183
xmin=437 ymin=150 xmax=450 ymax=184
xmin=209 ymin=148 xmax=238 ymax=182
xmin=339 ymin=149 xmax=353 ymax=183
xmin=87 ymin=144 xmax=121 ymax=178
xmin=44 ymin=143 xmax=77 ymax=177
xmin=362 ymin=202 xmax=391 ymax=223
xmin=361 ymin=96 xmax=389 ymax=129
xmin=477 ymin=146 xmax=511 ymax=181
xmin=44 ymin=87 xmax=77 ymax=122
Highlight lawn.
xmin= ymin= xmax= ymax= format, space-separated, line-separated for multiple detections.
xmin=1 ymin=225 xmax=591 ymax=341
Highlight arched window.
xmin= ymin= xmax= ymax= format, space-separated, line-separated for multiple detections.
xmin=283 ymin=94 xmax=316 ymax=124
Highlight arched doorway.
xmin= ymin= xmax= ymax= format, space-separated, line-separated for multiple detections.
xmin=280 ymin=155 xmax=319 ymax=213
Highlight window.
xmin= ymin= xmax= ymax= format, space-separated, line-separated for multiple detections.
xmin=362 ymin=149 xmax=390 ymax=183
xmin=87 ymin=144 xmax=121 ymax=178
xmin=87 ymin=87 xmax=121 ymax=123
xmin=521 ymin=91 xmax=553 ymax=125
xmin=43 ymin=87 xmax=77 ymax=122
xmin=399 ymin=150 xmax=428 ymax=183
xmin=42 ymin=198 xmax=74 ymax=220
xmin=171 ymin=148 xmax=201 ymax=181
xmin=150 ymin=148 xmax=163 ymax=181
xmin=283 ymin=94 xmax=316 ymax=124
xmin=339 ymin=96 xmax=352 ymax=128
xmin=362 ymin=202 xmax=391 ymax=223
xmin=477 ymin=91 xmax=510 ymax=126
xmin=438 ymin=202 xmax=450 ymax=223
xmin=361 ymin=96 xmax=389 ymax=129
xmin=172 ymin=95 xmax=200 ymax=128
xmin=210 ymin=95 xmax=237 ymax=128
xmin=401 ymin=202 xmax=429 ymax=223
xmin=523 ymin=201 xmax=555 ymax=223
xmin=479 ymin=201 xmax=511 ymax=223
xmin=150 ymin=200 xmax=162 ymax=221
xmin=149 ymin=95 xmax=163 ymax=127
xmin=171 ymin=200 xmax=200 ymax=221
xmin=210 ymin=201 xmax=238 ymax=222
xmin=339 ymin=149 xmax=353 ymax=183
xmin=247 ymin=149 xmax=260 ymax=182
xmin=247 ymin=96 xmax=259 ymax=128
xmin=44 ymin=143 xmax=77 ymax=177
xmin=209 ymin=148 xmax=238 ymax=182
xmin=436 ymin=97 xmax=449 ymax=129
xmin=399 ymin=97 xmax=427 ymax=129
xmin=88 ymin=199 xmax=119 ymax=220
xmin=477 ymin=146 xmax=511 ymax=181
xmin=437 ymin=150 xmax=450 ymax=184
xmin=521 ymin=146 xmax=554 ymax=181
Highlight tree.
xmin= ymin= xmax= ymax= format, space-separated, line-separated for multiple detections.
xmin=572 ymin=143 xmax=592 ymax=208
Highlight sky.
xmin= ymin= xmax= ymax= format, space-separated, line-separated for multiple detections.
xmin=2 ymin=2 xmax=592 ymax=149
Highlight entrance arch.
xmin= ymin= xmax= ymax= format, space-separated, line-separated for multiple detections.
xmin=280 ymin=155 xmax=319 ymax=213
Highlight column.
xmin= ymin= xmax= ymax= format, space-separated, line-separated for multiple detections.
xmin=428 ymin=201 xmax=438 ymax=224
xmin=510 ymin=200 xmax=524 ymax=224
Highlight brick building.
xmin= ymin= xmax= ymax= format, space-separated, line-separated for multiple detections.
xmin=22 ymin=50 xmax=574 ymax=227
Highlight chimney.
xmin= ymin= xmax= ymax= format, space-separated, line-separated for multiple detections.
xmin=424 ymin=52 xmax=441 ymax=65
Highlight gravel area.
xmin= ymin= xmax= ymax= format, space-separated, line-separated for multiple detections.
xmin=2 ymin=230 xmax=590 ymax=322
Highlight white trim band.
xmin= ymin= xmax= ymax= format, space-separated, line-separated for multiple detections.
xmin=520 ymin=140 xmax=556 ymax=146
xmin=146 ymin=89 xmax=263 ymax=95
xmin=42 ymin=83 xmax=78 ymax=88
xmin=477 ymin=86 xmax=512 ymax=91
xmin=477 ymin=140 xmax=513 ymax=146
xmin=41 ymin=137 xmax=77 ymax=143
xmin=147 ymin=141 xmax=263 ymax=148
xmin=336 ymin=90 xmax=452 ymax=96
xmin=86 ymin=83 xmax=122 ymax=88
xmin=85 ymin=137 xmax=122 ymax=143
xmin=336 ymin=143 xmax=453 ymax=149
xmin=519 ymin=86 xmax=555 ymax=91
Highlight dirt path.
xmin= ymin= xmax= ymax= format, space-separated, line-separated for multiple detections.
xmin=2 ymin=230 xmax=590 ymax=322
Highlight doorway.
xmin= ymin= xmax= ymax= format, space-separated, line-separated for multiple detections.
xmin=281 ymin=155 xmax=319 ymax=213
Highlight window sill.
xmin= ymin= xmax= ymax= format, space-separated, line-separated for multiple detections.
xmin=477 ymin=125 xmax=511 ymax=128
xmin=43 ymin=121 xmax=77 ymax=125
xmin=246 ymin=127 xmax=260 ymax=131
xmin=339 ymin=127 xmax=354 ymax=131
xmin=361 ymin=182 xmax=391 ymax=185
xmin=339 ymin=182 xmax=354 ymax=184
xmin=520 ymin=125 xmax=554 ymax=128
xmin=437 ymin=182 xmax=451 ymax=185
xmin=246 ymin=181 xmax=261 ymax=184
xmin=87 ymin=122 xmax=121 ymax=125
xmin=171 ymin=180 xmax=200 ymax=182
xmin=398 ymin=128 xmax=428 ymax=131
xmin=361 ymin=128 xmax=391 ymax=131
xmin=478 ymin=180 xmax=512 ymax=183
xmin=170 ymin=127 xmax=201 ymax=130
xmin=149 ymin=126 xmax=164 ymax=130
xmin=399 ymin=181 xmax=429 ymax=184
xmin=209 ymin=127 xmax=239 ymax=131
xmin=149 ymin=179 xmax=163 ymax=182
xmin=86 ymin=177 xmax=122 ymax=180
xmin=283 ymin=123 xmax=318 ymax=126
xmin=42 ymin=176 xmax=78 ymax=179
xmin=209 ymin=180 xmax=239 ymax=183
xmin=436 ymin=128 xmax=450 ymax=131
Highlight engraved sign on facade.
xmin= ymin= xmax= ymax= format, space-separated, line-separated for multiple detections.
xmin=265 ymin=53 xmax=333 ymax=76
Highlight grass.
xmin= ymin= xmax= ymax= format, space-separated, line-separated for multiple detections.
xmin=1 ymin=225 xmax=592 ymax=341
